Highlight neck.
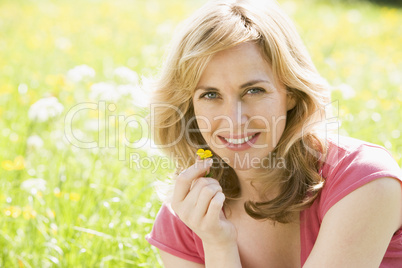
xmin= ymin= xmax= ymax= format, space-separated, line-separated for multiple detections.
xmin=234 ymin=168 xmax=279 ymax=202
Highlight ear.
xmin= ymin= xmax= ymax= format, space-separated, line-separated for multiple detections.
xmin=286 ymin=92 xmax=296 ymax=111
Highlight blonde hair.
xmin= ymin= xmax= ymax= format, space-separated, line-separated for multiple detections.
xmin=151 ymin=0 xmax=331 ymax=223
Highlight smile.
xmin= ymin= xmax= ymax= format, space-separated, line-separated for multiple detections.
xmin=218 ymin=133 xmax=260 ymax=151
xmin=222 ymin=133 xmax=258 ymax=145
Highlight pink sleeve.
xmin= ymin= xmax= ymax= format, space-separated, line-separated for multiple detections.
xmin=145 ymin=203 xmax=205 ymax=264
xmin=319 ymin=142 xmax=402 ymax=220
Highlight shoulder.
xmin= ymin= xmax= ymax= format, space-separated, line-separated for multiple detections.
xmin=303 ymin=136 xmax=402 ymax=267
xmin=321 ymin=135 xmax=402 ymax=184
xmin=304 ymin=175 xmax=402 ymax=267
xmin=318 ymin=135 xmax=402 ymax=220
xmin=323 ymin=135 xmax=400 ymax=173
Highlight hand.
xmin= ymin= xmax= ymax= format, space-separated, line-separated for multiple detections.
xmin=171 ymin=158 xmax=237 ymax=246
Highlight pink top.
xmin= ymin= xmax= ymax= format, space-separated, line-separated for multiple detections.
xmin=146 ymin=136 xmax=402 ymax=266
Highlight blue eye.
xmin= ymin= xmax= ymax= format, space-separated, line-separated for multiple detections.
xmin=247 ymin=88 xmax=265 ymax=94
xmin=200 ymin=92 xmax=218 ymax=99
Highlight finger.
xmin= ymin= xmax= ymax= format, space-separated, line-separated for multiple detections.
xmin=194 ymin=183 xmax=223 ymax=216
xmin=183 ymin=177 xmax=220 ymax=207
xmin=174 ymin=177 xmax=219 ymax=223
xmin=180 ymin=177 xmax=210 ymax=208
xmin=180 ymin=180 xmax=222 ymax=225
xmin=190 ymin=171 xmax=218 ymax=189
xmin=173 ymin=158 xmax=214 ymax=203
xmin=206 ymin=191 xmax=226 ymax=221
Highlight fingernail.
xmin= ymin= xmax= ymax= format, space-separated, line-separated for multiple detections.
xmin=206 ymin=158 xmax=213 ymax=166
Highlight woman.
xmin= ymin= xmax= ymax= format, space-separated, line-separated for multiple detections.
xmin=146 ymin=0 xmax=402 ymax=267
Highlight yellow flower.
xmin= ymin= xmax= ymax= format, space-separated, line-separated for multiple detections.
xmin=69 ymin=192 xmax=81 ymax=201
xmin=53 ymin=188 xmax=62 ymax=198
xmin=196 ymin=149 xmax=213 ymax=160
xmin=1 ymin=156 xmax=25 ymax=171
xmin=36 ymin=191 xmax=43 ymax=199
xmin=50 ymin=223 xmax=58 ymax=235
xmin=1 ymin=160 xmax=14 ymax=171
xmin=0 ymin=83 xmax=12 ymax=96
xmin=45 ymin=74 xmax=65 ymax=88
xmin=14 ymin=156 xmax=25 ymax=169
xmin=4 ymin=206 xmax=22 ymax=218
xmin=46 ymin=208 xmax=55 ymax=219
xmin=22 ymin=206 xmax=37 ymax=220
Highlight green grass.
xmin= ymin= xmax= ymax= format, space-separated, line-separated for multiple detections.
xmin=0 ymin=0 xmax=401 ymax=267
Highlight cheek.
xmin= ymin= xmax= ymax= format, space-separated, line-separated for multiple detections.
xmin=252 ymin=102 xmax=287 ymax=145
xmin=196 ymin=118 xmax=210 ymax=132
xmin=195 ymin=115 xmax=213 ymax=137
xmin=269 ymin=105 xmax=288 ymax=145
xmin=193 ymin=104 xmax=213 ymax=137
xmin=272 ymin=116 xmax=287 ymax=144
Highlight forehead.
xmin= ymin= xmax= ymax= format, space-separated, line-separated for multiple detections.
xmin=196 ymin=42 xmax=274 ymax=88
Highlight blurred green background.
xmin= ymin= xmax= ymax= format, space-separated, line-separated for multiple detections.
xmin=0 ymin=0 xmax=401 ymax=267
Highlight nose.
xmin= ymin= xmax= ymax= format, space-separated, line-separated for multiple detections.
xmin=221 ymin=99 xmax=248 ymax=130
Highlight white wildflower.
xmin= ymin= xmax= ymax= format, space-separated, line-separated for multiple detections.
xmin=156 ymin=21 xmax=174 ymax=35
xmin=89 ymin=82 xmax=120 ymax=101
xmin=142 ymin=45 xmax=158 ymax=58
xmin=332 ymin=84 xmax=355 ymax=100
xmin=137 ymin=137 xmax=164 ymax=156
xmin=50 ymin=130 xmax=68 ymax=150
xmin=89 ymin=82 xmax=148 ymax=104
xmin=371 ymin=112 xmax=381 ymax=122
xmin=18 ymin=83 xmax=28 ymax=95
xmin=130 ymin=85 xmax=150 ymax=108
xmin=117 ymin=84 xmax=136 ymax=97
xmin=389 ymin=70 xmax=402 ymax=86
xmin=127 ymin=120 xmax=139 ymax=129
xmin=21 ymin=178 xmax=47 ymax=195
xmin=55 ymin=37 xmax=72 ymax=51
xmin=28 ymin=97 xmax=64 ymax=122
xmin=347 ymin=10 xmax=362 ymax=24
xmin=84 ymin=119 xmax=100 ymax=131
xmin=27 ymin=135 xmax=44 ymax=149
xmin=67 ymin=64 xmax=95 ymax=83
xmin=114 ymin=66 xmax=139 ymax=84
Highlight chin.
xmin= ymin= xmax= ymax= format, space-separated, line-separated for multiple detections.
xmin=214 ymin=151 xmax=271 ymax=171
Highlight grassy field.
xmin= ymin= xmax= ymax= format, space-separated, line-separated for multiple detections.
xmin=0 ymin=0 xmax=401 ymax=267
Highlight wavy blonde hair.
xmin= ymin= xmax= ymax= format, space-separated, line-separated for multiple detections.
xmin=151 ymin=0 xmax=331 ymax=223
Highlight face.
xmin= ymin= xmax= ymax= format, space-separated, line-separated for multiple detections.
xmin=192 ymin=42 xmax=295 ymax=174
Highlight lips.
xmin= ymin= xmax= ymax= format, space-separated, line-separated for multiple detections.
xmin=220 ymin=133 xmax=258 ymax=145
xmin=217 ymin=132 xmax=260 ymax=151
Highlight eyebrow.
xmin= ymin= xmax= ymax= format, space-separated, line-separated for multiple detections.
xmin=195 ymin=79 xmax=271 ymax=92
